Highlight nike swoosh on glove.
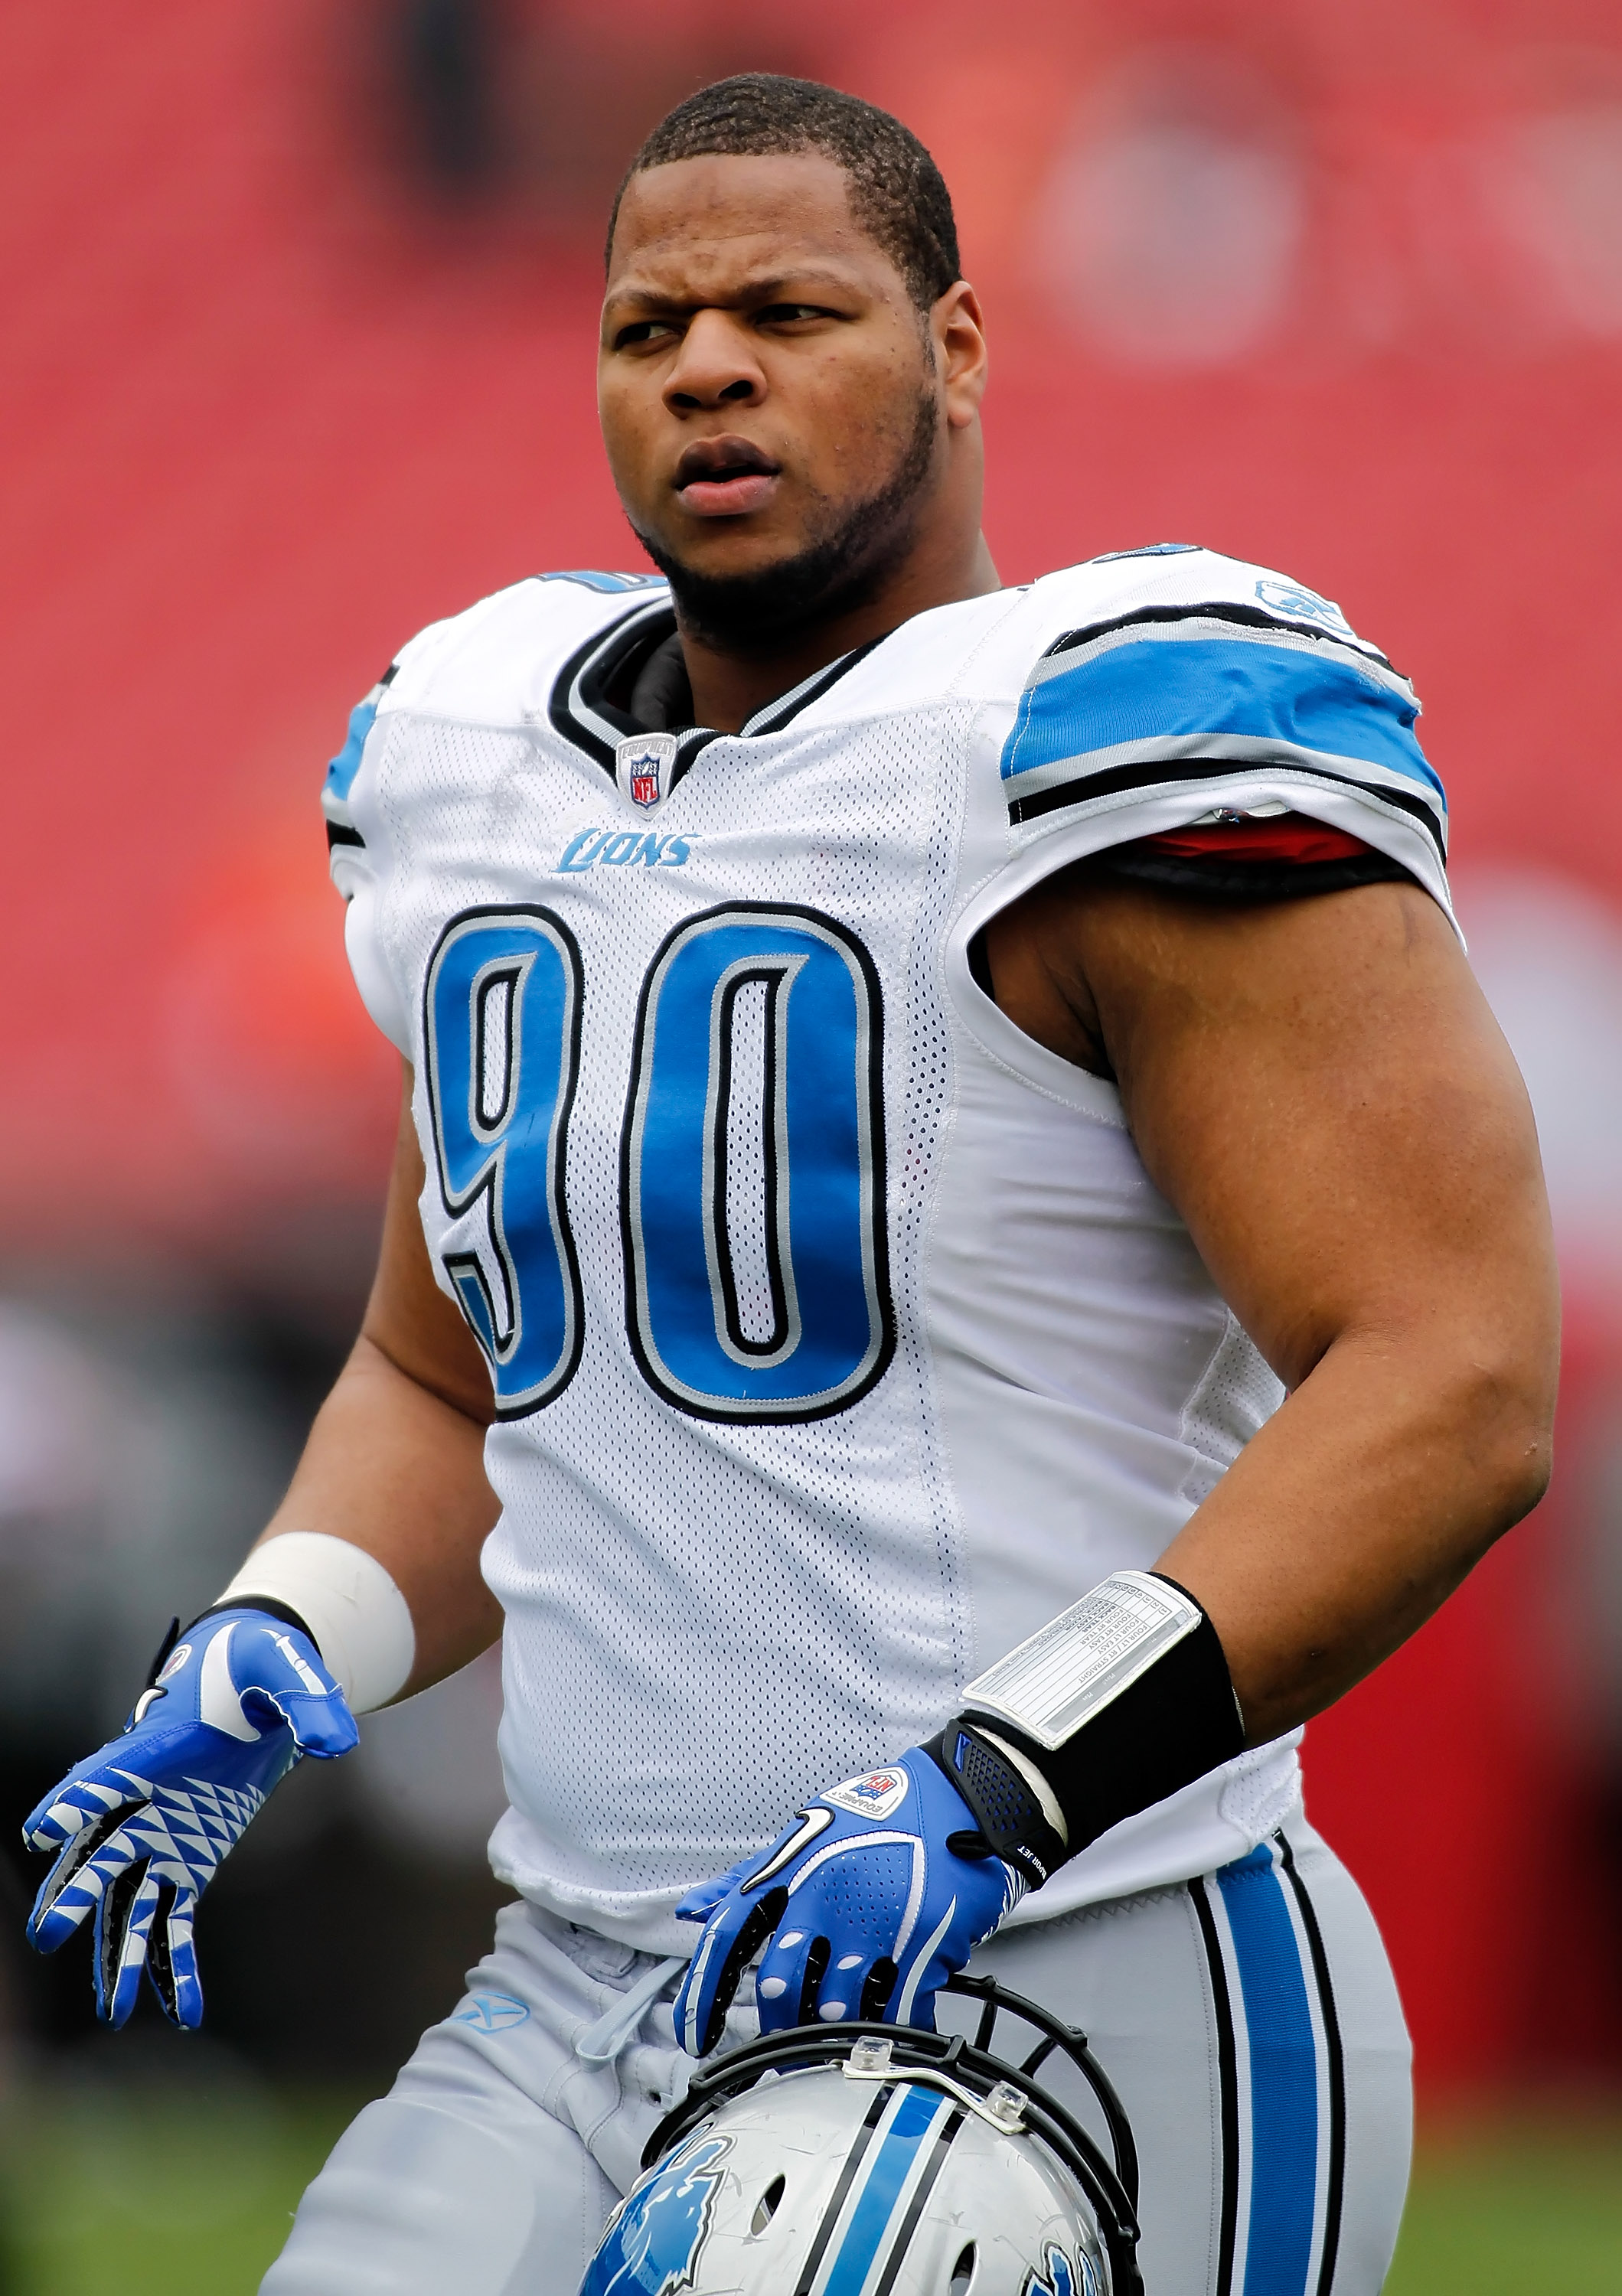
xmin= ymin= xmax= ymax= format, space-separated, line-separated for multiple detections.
xmin=672 ymin=1746 xmax=1022 ymax=2056
xmin=23 ymin=1608 xmax=357 ymax=2028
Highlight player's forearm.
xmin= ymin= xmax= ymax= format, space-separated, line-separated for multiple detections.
xmin=1153 ymin=1309 xmax=1556 ymax=1746
xmin=250 ymin=1331 xmax=503 ymax=1698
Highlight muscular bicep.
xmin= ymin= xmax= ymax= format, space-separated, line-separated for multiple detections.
xmin=1043 ymin=878 xmax=1555 ymax=1391
xmin=363 ymin=1062 xmax=497 ymax=1427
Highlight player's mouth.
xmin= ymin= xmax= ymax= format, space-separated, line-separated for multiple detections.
xmin=674 ymin=436 xmax=782 ymax=518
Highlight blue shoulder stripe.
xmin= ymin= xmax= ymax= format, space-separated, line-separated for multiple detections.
xmin=1001 ymin=612 xmax=1445 ymax=856
xmin=537 ymin=569 xmax=667 ymax=594
xmin=325 ymin=660 xmax=399 ymax=807
xmin=324 ymin=694 xmax=378 ymax=805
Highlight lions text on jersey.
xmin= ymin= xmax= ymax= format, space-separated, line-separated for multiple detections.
xmin=322 ymin=548 xmax=1449 ymax=1952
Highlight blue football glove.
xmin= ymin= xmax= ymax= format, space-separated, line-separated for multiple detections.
xmin=672 ymin=1746 xmax=1022 ymax=2056
xmin=23 ymin=1606 xmax=357 ymax=2028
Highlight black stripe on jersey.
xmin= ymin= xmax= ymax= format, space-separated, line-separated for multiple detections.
xmin=547 ymin=602 xmax=888 ymax=791
xmin=325 ymin=822 xmax=366 ymax=850
xmin=1008 ymin=752 xmax=1447 ymax=863
xmin=792 ymin=2086 xmax=893 ymax=2296
xmin=871 ymin=2110 xmax=965 ymax=2296
xmin=1097 ymin=846 xmax=1412 ymax=902
xmin=1038 ymin=600 xmax=1401 ymax=677
xmin=741 ymin=632 xmax=890 ymax=737
xmin=1191 ymin=1874 xmax=1242 ymax=2296
xmin=1275 ymin=1831 xmax=1348 ymax=2296
xmin=548 ymin=601 xmax=676 ymax=770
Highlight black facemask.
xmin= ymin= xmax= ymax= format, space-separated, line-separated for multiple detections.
xmin=629 ymin=384 xmax=940 ymax=656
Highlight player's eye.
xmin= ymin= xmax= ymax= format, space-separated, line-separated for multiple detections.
xmin=756 ymin=303 xmax=837 ymax=328
xmin=613 ymin=319 xmax=681 ymax=350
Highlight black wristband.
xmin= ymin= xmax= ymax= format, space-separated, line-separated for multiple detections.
xmin=922 ymin=1720 xmax=1069 ymax=1890
xmin=183 ymin=1595 xmax=321 ymax=1654
xmin=930 ymin=1575 xmax=1244 ymax=1882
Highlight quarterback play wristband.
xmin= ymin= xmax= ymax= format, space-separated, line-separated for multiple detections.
xmin=929 ymin=1571 xmax=1244 ymax=1886
xmin=205 ymin=1533 xmax=416 ymax=1715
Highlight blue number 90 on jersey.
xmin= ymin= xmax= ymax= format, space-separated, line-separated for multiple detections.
xmin=624 ymin=905 xmax=893 ymax=1424
xmin=421 ymin=900 xmax=893 ymax=1426
xmin=423 ymin=908 xmax=586 ymax=1417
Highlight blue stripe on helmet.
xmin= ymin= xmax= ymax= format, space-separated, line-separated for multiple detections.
xmin=821 ymin=2085 xmax=952 ymax=2296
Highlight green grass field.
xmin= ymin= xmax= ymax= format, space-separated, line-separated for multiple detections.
xmin=1385 ymin=2115 xmax=1622 ymax=2296
xmin=2 ymin=2086 xmax=1619 ymax=2293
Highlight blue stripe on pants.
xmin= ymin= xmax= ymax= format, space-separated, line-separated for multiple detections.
xmin=1216 ymin=1844 xmax=1320 ymax=2296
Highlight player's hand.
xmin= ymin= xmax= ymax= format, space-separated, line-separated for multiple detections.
xmin=671 ymin=1746 xmax=1021 ymax=2056
xmin=23 ymin=1607 xmax=357 ymax=2028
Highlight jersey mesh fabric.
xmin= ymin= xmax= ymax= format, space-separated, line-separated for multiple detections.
xmin=370 ymin=687 xmax=970 ymax=1941
xmin=721 ymin=980 xmax=774 ymax=1342
xmin=1180 ymin=1314 xmax=1286 ymax=1507
xmin=339 ymin=558 xmax=1451 ymax=1950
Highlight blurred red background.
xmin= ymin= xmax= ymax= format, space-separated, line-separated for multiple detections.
xmin=5 ymin=0 xmax=1620 ymax=2102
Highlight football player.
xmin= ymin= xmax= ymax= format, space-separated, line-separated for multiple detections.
xmin=25 ymin=75 xmax=1557 ymax=2296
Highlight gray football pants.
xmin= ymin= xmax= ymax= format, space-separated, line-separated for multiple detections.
xmin=263 ymin=1816 xmax=1411 ymax=2295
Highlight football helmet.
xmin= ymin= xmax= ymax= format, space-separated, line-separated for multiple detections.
xmin=577 ymin=1975 xmax=1142 ymax=2296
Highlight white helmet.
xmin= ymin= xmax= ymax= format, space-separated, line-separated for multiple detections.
xmin=577 ymin=1977 xmax=1142 ymax=2296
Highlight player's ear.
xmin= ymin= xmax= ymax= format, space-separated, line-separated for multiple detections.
xmin=935 ymin=282 xmax=988 ymax=427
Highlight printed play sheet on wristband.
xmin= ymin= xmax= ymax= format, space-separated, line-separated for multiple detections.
xmin=963 ymin=1572 xmax=1201 ymax=1749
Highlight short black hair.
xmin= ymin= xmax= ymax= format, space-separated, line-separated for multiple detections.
xmin=606 ymin=74 xmax=961 ymax=313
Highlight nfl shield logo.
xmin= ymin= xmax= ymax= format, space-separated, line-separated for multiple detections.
xmin=824 ymin=1766 xmax=910 ymax=1821
xmin=616 ymin=732 xmax=677 ymax=811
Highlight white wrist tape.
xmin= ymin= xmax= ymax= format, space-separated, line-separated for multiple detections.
xmin=217 ymin=1532 xmax=416 ymax=1714
xmin=962 ymin=1570 xmax=1203 ymax=1751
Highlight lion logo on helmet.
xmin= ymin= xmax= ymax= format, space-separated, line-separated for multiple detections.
xmin=1024 ymin=2242 xmax=1100 ymax=2296
xmin=579 ymin=2136 xmax=730 ymax=2296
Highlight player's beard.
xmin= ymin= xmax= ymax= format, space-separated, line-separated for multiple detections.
xmin=631 ymin=383 xmax=941 ymax=654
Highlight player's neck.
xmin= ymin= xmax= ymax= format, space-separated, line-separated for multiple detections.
xmin=677 ymin=530 xmax=1001 ymax=734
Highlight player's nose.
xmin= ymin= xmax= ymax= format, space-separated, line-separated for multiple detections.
xmin=663 ymin=310 xmax=765 ymax=415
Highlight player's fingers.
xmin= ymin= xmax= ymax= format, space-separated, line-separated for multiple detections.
xmin=674 ymin=1853 xmax=756 ymax=1926
xmin=798 ymin=1936 xmax=834 ymax=2024
xmin=674 ymin=1898 xmax=743 ymax=2055
xmin=254 ymin=1685 xmax=358 ymax=1763
xmin=232 ymin=1620 xmax=357 ymax=1758
xmin=160 ymin=1896 xmax=204 ymax=2028
xmin=752 ymin=1921 xmax=821 ymax=2030
xmin=23 ymin=1772 xmax=137 ymax=1854
xmin=814 ymin=1940 xmax=889 ymax=2025
xmin=28 ymin=1805 xmax=145 ymax=1951
xmin=885 ymin=1893 xmax=962 ymax=2033
xmin=94 ymin=1861 xmax=159 ymax=2028
xmin=143 ymin=1877 xmax=204 ymax=2028
xmin=674 ymin=1879 xmax=729 ymax=1926
xmin=859 ymin=1957 xmax=899 ymax=2020
xmin=675 ymin=1886 xmax=786 ymax=2056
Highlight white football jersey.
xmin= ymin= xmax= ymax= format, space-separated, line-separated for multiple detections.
xmin=325 ymin=546 xmax=1451 ymax=1951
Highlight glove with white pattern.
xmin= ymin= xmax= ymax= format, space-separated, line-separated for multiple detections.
xmin=23 ymin=1606 xmax=358 ymax=2027
xmin=672 ymin=1746 xmax=1022 ymax=2056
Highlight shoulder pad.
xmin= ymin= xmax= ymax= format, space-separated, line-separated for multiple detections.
xmin=378 ymin=572 xmax=670 ymax=727
xmin=997 ymin=548 xmax=1444 ymax=866
xmin=1023 ymin=546 xmax=1390 ymax=667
